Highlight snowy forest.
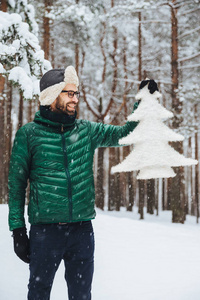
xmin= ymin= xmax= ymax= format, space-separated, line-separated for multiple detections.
xmin=0 ymin=0 xmax=200 ymax=224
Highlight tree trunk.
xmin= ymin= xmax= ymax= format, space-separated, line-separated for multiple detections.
xmin=75 ymin=43 xmax=80 ymax=118
xmin=28 ymin=100 xmax=33 ymax=123
xmin=0 ymin=0 xmax=7 ymax=205
xmin=18 ymin=92 xmax=23 ymax=129
xmin=138 ymin=180 xmax=145 ymax=219
xmin=138 ymin=11 xmax=145 ymax=218
xmin=188 ymin=137 xmax=195 ymax=215
xmin=0 ymin=0 xmax=7 ymax=11
xmin=121 ymin=36 xmax=135 ymax=211
xmin=95 ymin=17 xmax=107 ymax=210
xmin=95 ymin=96 xmax=105 ymax=210
xmin=138 ymin=12 xmax=142 ymax=81
xmin=75 ymin=0 xmax=80 ymax=118
xmin=115 ymin=148 xmax=121 ymax=211
xmin=171 ymin=166 xmax=185 ymax=223
xmin=167 ymin=178 xmax=172 ymax=210
xmin=43 ymin=0 xmax=52 ymax=60
xmin=0 ymin=75 xmax=5 ymax=203
xmin=127 ymin=172 xmax=134 ymax=211
xmin=108 ymin=148 xmax=117 ymax=211
xmin=194 ymin=104 xmax=199 ymax=223
xmin=155 ymin=179 xmax=159 ymax=216
xmin=162 ymin=179 xmax=165 ymax=210
xmin=51 ymin=37 xmax=55 ymax=68
xmin=170 ymin=1 xmax=185 ymax=223
xmin=123 ymin=146 xmax=133 ymax=211
xmin=108 ymin=0 xmax=119 ymax=211
xmin=4 ymin=85 xmax=12 ymax=203
xmin=147 ymin=179 xmax=155 ymax=214
xmin=75 ymin=44 xmax=79 ymax=77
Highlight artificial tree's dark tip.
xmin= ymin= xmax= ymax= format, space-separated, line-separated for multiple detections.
xmin=139 ymin=80 xmax=149 ymax=90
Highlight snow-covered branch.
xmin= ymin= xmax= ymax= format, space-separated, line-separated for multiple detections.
xmin=8 ymin=0 xmax=39 ymax=36
xmin=0 ymin=11 xmax=51 ymax=100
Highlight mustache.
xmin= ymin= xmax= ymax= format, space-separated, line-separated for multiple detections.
xmin=55 ymin=102 xmax=76 ymax=116
xmin=56 ymin=102 xmax=76 ymax=109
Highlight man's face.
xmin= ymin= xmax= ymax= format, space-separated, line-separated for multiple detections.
xmin=50 ymin=84 xmax=79 ymax=116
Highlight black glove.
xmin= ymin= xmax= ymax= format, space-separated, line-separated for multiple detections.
xmin=139 ymin=79 xmax=159 ymax=94
xmin=12 ymin=227 xmax=30 ymax=263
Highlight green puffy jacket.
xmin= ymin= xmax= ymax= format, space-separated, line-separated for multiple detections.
xmin=8 ymin=108 xmax=138 ymax=231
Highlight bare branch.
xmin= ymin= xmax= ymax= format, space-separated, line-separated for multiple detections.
xmin=179 ymin=26 xmax=200 ymax=39
xmin=81 ymin=82 xmax=100 ymax=119
xmin=180 ymin=7 xmax=200 ymax=16
xmin=99 ymin=13 xmax=107 ymax=84
xmin=80 ymin=51 xmax=85 ymax=77
xmin=178 ymin=52 xmax=200 ymax=63
xmin=178 ymin=63 xmax=200 ymax=69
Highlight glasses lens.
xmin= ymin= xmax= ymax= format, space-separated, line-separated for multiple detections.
xmin=61 ymin=91 xmax=80 ymax=98
xmin=75 ymin=92 xmax=80 ymax=99
xmin=68 ymin=91 xmax=74 ymax=98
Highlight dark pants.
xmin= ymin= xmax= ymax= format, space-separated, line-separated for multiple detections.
xmin=28 ymin=221 xmax=94 ymax=300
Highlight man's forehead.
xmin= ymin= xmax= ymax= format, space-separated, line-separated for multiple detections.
xmin=63 ymin=83 xmax=77 ymax=91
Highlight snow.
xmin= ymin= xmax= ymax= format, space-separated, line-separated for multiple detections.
xmin=1 ymin=204 xmax=200 ymax=300
xmin=0 ymin=63 xmax=6 ymax=73
xmin=8 ymin=67 xmax=33 ymax=99
xmin=8 ymin=0 xmax=15 ymax=8
xmin=8 ymin=0 xmax=39 ymax=37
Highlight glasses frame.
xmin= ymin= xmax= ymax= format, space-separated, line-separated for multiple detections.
xmin=61 ymin=90 xmax=80 ymax=99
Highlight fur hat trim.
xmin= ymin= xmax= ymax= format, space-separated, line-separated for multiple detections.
xmin=64 ymin=66 xmax=79 ymax=87
xmin=39 ymin=66 xmax=79 ymax=106
xmin=39 ymin=82 xmax=66 ymax=106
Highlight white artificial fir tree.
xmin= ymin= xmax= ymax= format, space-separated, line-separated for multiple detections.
xmin=111 ymin=83 xmax=198 ymax=179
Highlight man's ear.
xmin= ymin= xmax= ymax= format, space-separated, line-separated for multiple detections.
xmin=50 ymin=97 xmax=58 ymax=111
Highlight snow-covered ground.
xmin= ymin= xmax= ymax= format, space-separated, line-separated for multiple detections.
xmin=1 ymin=204 xmax=200 ymax=300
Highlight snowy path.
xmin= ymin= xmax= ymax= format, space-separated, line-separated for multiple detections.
xmin=1 ymin=205 xmax=200 ymax=300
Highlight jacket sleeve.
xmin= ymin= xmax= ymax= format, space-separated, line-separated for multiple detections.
xmin=90 ymin=102 xmax=139 ymax=149
xmin=8 ymin=126 xmax=31 ymax=231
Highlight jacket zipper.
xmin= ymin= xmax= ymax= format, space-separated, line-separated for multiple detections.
xmin=61 ymin=126 xmax=73 ymax=221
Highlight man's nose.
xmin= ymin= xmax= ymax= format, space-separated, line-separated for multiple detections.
xmin=72 ymin=96 xmax=79 ymax=102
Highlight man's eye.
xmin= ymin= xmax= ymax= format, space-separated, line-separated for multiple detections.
xmin=69 ymin=92 xmax=74 ymax=97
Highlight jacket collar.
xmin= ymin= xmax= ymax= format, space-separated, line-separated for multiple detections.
xmin=34 ymin=106 xmax=77 ymax=131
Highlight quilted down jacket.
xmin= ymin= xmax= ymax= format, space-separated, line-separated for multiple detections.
xmin=8 ymin=108 xmax=138 ymax=231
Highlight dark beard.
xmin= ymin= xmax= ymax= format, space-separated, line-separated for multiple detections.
xmin=55 ymin=102 xmax=75 ymax=116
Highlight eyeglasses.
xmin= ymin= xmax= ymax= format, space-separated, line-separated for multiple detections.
xmin=61 ymin=90 xmax=80 ymax=99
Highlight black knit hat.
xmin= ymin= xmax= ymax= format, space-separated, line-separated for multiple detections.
xmin=40 ymin=69 xmax=65 ymax=92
